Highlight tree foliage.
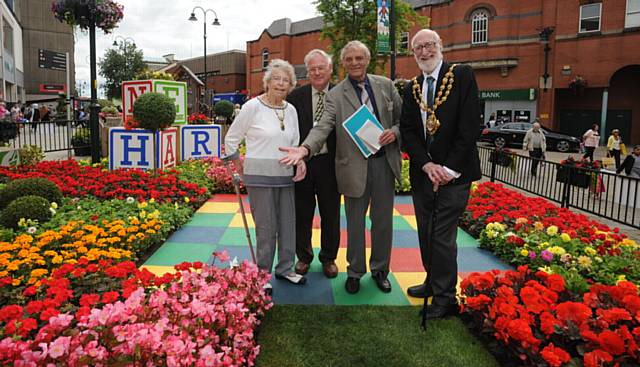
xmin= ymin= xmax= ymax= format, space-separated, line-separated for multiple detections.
xmin=98 ymin=42 xmax=145 ymax=99
xmin=135 ymin=69 xmax=175 ymax=81
xmin=314 ymin=0 xmax=427 ymax=74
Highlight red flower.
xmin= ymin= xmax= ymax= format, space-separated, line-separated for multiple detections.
xmin=39 ymin=307 xmax=59 ymax=322
xmin=544 ymin=274 xmax=565 ymax=293
xmin=596 ymin=307 xmax=632 ymax=324
xmin=25 ymin=300 xmax=44 ymax=315
xmin=541 ymin=343 xmax=571 ymax=367
xmin=540 ymin=312 xmax=558 ymax=335
xmin=101 ymin=291 xmax=119 ymax=304
xmin=0 ymin=305 xmax=23 ymax=322
xmin=23 ymin=286 xmax=37 ymax=297
xmin=18 ymin=317 xmax=38 ymax=337
xmin=584 ymin=349 xmax=613 ymax=367
xmin=464 ymin=294 xmax=492 ymax=310
xmin=506 ymin=318 xmax=539 ymax=347
xmin=597 ymin=330 xmax=626 ymax=356
xmin=555 ymin=302 xmax=592 ymax=327
xmin=79 ymin=293 xmax=101 ymax=307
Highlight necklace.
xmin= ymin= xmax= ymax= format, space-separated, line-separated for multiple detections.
xmin=259 ymin=95 xmax=286 ymax=131
xmin=411 ymin=64 xmax=457 ymax=135
xmin=274 ymin=108 xmax=285 ymax=131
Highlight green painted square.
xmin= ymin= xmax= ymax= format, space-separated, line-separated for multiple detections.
xmin=392 ymin=215 xmax=414 ymax=230
xmin=457 ymin=228 xmax=479 ymax=248
xmin=218 ymin=227 xmax=258 ymax=247
xmin=144 ymin=242 xmax=217 ymax=266
xmin=331 ymin=272 xmax=410 ymax=306
xmin=184 ymin=213 xmax=234 ymax=227
xmin=295 ymin=248 xmax=325 ymax=273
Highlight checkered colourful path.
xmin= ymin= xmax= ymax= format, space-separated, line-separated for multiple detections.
xmin=141 ymin=194 xmax=510 ymax=306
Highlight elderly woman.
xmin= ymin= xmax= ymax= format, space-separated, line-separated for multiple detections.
xmin=224 ymin=59 xmax=307 ymax=292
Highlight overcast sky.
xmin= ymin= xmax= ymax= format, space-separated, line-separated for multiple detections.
xmin=74 ymin=0 xmax=319 ymax=96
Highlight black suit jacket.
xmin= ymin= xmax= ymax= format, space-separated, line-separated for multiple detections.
xmin=618 ymin=155 xmax=636 ymax=175
xmin=287 ymin=83 xmax=336 ymax=158
xmin=400 ymin=62 xmax=481 ymax=184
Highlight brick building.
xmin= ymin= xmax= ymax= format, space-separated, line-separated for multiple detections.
xmin=247 ymin=0 xmax=640 ymax=144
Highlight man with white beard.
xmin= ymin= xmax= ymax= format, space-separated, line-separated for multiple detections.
xmin=399 ymin=29 xmax=481 ymax=319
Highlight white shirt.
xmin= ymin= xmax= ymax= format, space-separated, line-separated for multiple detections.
xmin=421 ymin=60 xmax=460 ymax=179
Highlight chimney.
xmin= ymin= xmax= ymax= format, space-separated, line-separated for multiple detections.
xmin=163 ymin=53 xmax=176 ymax=63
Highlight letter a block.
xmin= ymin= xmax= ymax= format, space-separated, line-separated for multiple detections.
xmin=180 ymin=125 xmax=221 ymax=160
xmin=109 ymin=127 xmax=178 ymax=170
xmin=121 ymin=80 xmax=188 ymax=124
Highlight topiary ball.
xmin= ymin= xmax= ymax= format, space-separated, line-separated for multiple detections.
xmin=0 ymin=195 xmax=52 ymax=229
xmin=0 ymin=178 xmax=62 ymax=209
xmin=132 ymin=92 xmax=176 ymax=131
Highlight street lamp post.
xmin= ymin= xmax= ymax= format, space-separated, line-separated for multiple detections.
xmin=539 ymin=27 xmax=554 ymax=92
xmin=112 ymin=35 xmax=135 ymax=48
xmin=189 ymin=7 xmax=220 ymax=118
xmin=89 ymin=1 xmax=100 ymax=164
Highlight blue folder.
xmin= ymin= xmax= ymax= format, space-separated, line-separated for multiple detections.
xmin=342 ymin=105 xmax=384 ymax=158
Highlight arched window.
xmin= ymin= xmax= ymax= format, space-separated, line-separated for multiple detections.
xmin=262 ymin=49 xmax=269 ymax=70
xmin=471 ymin=9 xmax=489 ymax=44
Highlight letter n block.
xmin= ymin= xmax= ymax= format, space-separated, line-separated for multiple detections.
xmin=122 ymin=80 xmax=152 ymax=124
xmin=180 ymin=125 xmax=221 ymax=160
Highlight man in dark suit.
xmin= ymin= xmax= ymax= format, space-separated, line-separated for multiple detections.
xmin=286 ymin=49 xmax=341 ymax=278
xmin=400 ymin=29 xmax=481 ymax=319
xmin=280 ymin=40 xmax=403 ymax=294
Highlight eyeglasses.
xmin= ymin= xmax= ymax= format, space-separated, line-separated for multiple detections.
xmin=271 ymin=75 xmax=291 ymax=84
xmin=412 ymin=41 xmax=438 ymax=53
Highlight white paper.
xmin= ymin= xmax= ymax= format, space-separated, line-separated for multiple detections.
xmin=355 ymin=119 xmax=383 ymax=153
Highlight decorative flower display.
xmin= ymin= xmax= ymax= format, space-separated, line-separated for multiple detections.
xmin=187 ymin=113 xmax=210 ymax=125
xmin=461 ymin=266 xmax=640 ymax=366
xmin=560 ymin=156 xmax=601 ymax=170
xmin=51 ymin=0 xmax=124 ymax=34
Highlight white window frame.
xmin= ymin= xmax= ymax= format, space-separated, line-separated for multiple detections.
xmin=399 ymin=32 xmax=409 ymax=54
xmin=626 ymin=0 xmax=640 ymax=28
xmin=579 ymin=3 xmax=602 ymax=33
xmin=471 ymin=9 xmax=489 ymax=45
xmin=261 ymin=49 xmax=269 ymax=70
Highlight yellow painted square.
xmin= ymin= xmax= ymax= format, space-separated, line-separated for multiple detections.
xmin=197 ymin=202 xmax=239 ymax=214
xmin=404 ymin=215 xmax=417 ymax=230
xmin=228 ymin=212 xmax=255 ymax=228
xmin=392 ymin=272 xmax=427 ymax=305
xmin=392 ymin=208 xmax=401 ymax=216
xmin=311 ymin=229 xmax=321 ymax=248
xmin=139 ymin=265 xmax=175 ymax=277
xmin=335 ymin=247 xmax=370 ymax=273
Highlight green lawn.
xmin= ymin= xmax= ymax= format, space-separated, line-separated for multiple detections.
xmin=256 ymin=305 xmax=498 ymax=367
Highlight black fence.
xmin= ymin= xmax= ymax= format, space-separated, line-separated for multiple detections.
xmin=2 ymin=119 xmax=91 ymax=155
xmin=479 ymin=145 xmax=640 ymax=229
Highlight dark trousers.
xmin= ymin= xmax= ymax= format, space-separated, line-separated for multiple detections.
xmin=529 ymin=148 xmax=543 ymax=176
xmin=294 ymin=153 xmax=341 ymax=265
xmin=411 ymin=176 xmax=471 ymax=306
xmin=583 ymin=146 xmax=596 ymax=161
xmin=610 ymin=149 xmax=621 ymax=169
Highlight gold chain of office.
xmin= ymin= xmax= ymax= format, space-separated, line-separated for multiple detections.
xmin=411 ymin=63 xmax=458 ymax=135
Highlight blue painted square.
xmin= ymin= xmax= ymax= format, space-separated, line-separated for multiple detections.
xmin=271 ymin=272 xmax=335 ymax=305
xmin=166 ymin=226 xmax=226 ymax=245
xmin=392 ymin=229 xmax=420 ymax=248
xmin=458 ymin=247 xmax=511 ymax=272
xmin=394 ymin=195 xmax=414 ymax=204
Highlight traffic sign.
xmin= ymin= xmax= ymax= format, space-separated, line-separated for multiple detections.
xmin=38 ymin=49 xmax=67 ymax=71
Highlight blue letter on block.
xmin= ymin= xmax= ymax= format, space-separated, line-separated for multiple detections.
xmin=192 ymin=131 xmax=212 ymax=156
xmin=121 ymin=135 xmax=150 ymax=166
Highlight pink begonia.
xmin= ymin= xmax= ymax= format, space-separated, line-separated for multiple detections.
xmin=48 ymin=336 xmax=70 ymax=359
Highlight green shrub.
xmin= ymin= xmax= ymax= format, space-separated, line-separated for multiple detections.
xmin=214 ymin=100 xmax=234 ymax=120
xmin=101 ymin=105 xmax=119 ymax=115
xmin=0 ymin=195 xmax=52 ymax=229
xmin=18 ymin=145 xmax=45 ymax=166
xmin=71 ymin=128 xmax=91 ymax=147
xmin=0 ymin=177 xmax=62 ymax=209
xmin=98 ymin=99 xmax=114 ymax=108
xmin=133 ymin=92 xmax=176 ymax=131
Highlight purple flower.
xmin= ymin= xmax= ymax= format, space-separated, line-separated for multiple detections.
xmin=541 ymin=250 xmax=554 ymax=262
xmin=528 ymin=251 xmax=537 ymax=260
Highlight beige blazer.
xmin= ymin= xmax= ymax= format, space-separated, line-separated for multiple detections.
xmin=302 ymin=74 xmax=402 ymax=197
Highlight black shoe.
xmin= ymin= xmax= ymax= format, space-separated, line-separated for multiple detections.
xmin=407 ymin=283 xmax=433 ymax=298
xmin=421 ymin=303 xmax=459 ymax=320
xmin=345 ymin=277 xmax=360 ymax=294
xmin=372 ymin=272 xmax=391 ymax=293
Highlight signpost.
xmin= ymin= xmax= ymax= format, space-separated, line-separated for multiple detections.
xmin=38 ymin=49 xmax=67 ymax=71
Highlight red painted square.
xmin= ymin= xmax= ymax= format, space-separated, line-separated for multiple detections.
xmin=390 ymin=248 xmax=424 ymax=272
xmin=210 ymin=194 xmax=237 ymax=202
xmin=394 ymin=203 xmax=415 ymax=215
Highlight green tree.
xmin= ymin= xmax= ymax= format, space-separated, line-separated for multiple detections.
xmin=314 ymin=0 xmax=427 ymax=74
xmin=135 ymin=69 xmax=175 ymax=81
xmin=99 ymin=42 xmax=145 ymax=99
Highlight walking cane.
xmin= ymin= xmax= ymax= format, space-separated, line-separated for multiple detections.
xmin=222 ymin=159 xmax=257 ymax=264
xmin=420 ymin=189 xmax=439 ymax=331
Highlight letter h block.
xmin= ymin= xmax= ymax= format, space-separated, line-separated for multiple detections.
xmin=109 ymin=127 xmax=178 ymax=170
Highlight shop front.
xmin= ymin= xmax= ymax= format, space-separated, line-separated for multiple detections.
xmin=480 ymin=88 xmax=537 ymax=125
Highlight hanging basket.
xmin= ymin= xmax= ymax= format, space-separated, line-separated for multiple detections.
xmin=51 ymin=0 xmax=124 ymax=34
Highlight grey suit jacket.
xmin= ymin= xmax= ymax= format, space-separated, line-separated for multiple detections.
xmin=302 ymin=74 xmax=403 ymax=197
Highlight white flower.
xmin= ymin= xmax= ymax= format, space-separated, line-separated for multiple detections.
xmin=50 ymin=208 xmax=57 ymax=215
xmin=126 ymin=197 xmax=135 ymax=204
xmin=27 ymin=226 xmax=37 ymax=234
xmin=229 ymin=256 xmax=239 ymax=268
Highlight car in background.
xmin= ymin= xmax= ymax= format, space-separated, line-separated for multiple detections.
xmin=479 ymin=122 xmax=581 ymax=152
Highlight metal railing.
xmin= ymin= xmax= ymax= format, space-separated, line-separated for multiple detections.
xmin=479 ymin=145 xmax=640 ymax=229
xmin=3 ymin=119 xmax=90 ymax=154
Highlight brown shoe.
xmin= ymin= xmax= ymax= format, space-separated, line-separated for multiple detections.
xmin=322 ymin=262 xmax=338 ymax=278
xmin=294 ymin=261 xmax=310 ymax=275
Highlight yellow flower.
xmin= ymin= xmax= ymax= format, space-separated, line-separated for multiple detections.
xmin=537 ymin=266 xmax=553 ymax=274
xmin=149 ymin=198 xmax=156 ymax=204
xmin=52 ymin=256 xmax=63 ymax=264
xmin=577 ymin=256 xmax=592 ymax=268
xmin=138 ymin=202 xmax=148 ymax=209
xmin=560 ymin=233 xmax=571 ymax=242
xmin=184 ymin=197 xmax=190 ymax=203
xmin=12 ymin=278 xmax=21 ymax=286
xmin=520 ymin=249 xmax=529 ymax=257
xmin=549 ymin=246 xmax=566 ymax=256
xmin=139 ymin=210 xmax=147 ymax=219
xmin=486 ymin=230 xmax=497 ymax=239
xmin=585 ymin=247 xmax=596 ymax=256
xmin=617 ymin=275 xmax=627 ymax=283
xmin=546 ymin=226 xmax=559 ymax=236
xmin=50 ymin=202 xmax=58 ymax=209
xmin=534 ymin=222 xmax=544 ymax=231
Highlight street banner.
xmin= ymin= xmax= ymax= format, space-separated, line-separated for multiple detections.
xmin=377 ymin=0 xmax=390 ymax=54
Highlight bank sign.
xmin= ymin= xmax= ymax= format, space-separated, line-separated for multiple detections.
xmin=479 ymin=88 xmax=536 ymax=101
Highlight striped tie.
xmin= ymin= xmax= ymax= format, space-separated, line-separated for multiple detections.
xmin=314 ymin=91 xmax=325 ymax=124
xmin=358 ymin=82 xmax=373 ymax=112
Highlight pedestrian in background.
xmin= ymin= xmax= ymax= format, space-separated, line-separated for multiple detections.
xmin=607 ymin=129 xmax=623 ymax=169
xmin=523 ymin=122 xmax=546 ymax=176
xmin=582 ymin=124 xmax=599 ymax=162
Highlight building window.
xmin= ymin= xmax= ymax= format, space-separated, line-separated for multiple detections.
xmin=3 ymin=19 xmax=13 ymax=54
xmin=627 ymin=0 xmax=640 ymax=28
xmin=579 ymin=3 xmax=601 ymax=33
xmin=262 ymin=49 xmax=269 ymax=70
xmin=471 ymin=9 xmax=489 ymax=45
xmin=399 ymin=32 xmax=409 ymax=54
